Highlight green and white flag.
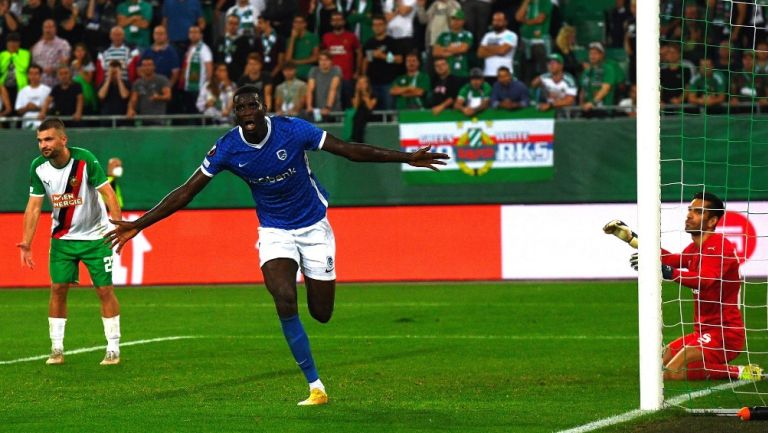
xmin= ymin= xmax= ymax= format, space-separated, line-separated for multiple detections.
xmin=399 ymin=109 xmax=556 ymax=184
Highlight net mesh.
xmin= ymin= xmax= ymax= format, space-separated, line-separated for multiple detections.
xmin=659 ymin=0 xmax=768 ymax=408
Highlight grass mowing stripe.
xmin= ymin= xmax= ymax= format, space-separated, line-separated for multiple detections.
xmin=0 ymin=336 xmax=199 ymax=365
xmin=555 ymin=380 xmax=753 ymax=433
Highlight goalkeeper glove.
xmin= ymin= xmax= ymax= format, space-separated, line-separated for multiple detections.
xmin=603 ymin=220 xmax=639 ymax=249
xmin=631 ymin=253 xmax=674 ymax=279
xmin=661 ymin=265 xmax=674 ymax=280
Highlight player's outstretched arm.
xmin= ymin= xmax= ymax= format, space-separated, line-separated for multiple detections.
xmin=322 ymin=133 xmax=450 ymax=171
xmin=106 ymin=169 xmax=212 ymax=253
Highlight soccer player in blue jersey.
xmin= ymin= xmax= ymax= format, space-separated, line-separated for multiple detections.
xmin=106 ymin=84 xmax=448 ymax=406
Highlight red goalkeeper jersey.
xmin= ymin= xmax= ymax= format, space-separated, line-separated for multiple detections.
xmin=662 ymin=233 xmax=744 ymax=334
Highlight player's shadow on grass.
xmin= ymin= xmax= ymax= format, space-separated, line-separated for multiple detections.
xmin=139 ymin=347 xmax=439 ymax=402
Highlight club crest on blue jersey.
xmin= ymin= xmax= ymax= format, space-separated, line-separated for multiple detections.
xmin=207 ymin=144 xmax=217 ymax=157
xmin=277 ymin=149 xmax=287 ymax=160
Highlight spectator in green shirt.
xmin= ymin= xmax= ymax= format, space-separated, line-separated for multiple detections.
xmin=687 ymin=57 xmax=727 ymax=114
xmin=391 ymin=52 xmax=431 ymax=109
xmin=286 ymin=15 xmax=320 ymax=82
xmin=433 ymin=9 xmax=474 ymax=78
xmin=515 ymin=0 xmax=552 ymax=83
xmin=454 ymin=67 xmax=490 ymax=116
xmin=117 ymin=0 xmax=153 ymax=49
xmin=579 ymin=42 xmax=618 ymax=115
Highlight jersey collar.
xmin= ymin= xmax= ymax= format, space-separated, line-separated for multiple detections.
xmin=239 ymin=116 xmax=272 ymax=149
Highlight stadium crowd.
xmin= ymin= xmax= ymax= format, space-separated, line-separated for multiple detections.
xmin=0 ymin=0 xmax=762 ymax=127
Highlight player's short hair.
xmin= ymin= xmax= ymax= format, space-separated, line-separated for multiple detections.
xmin=694 ymin=192 xmax=725 ymax=221
xmin=37 ymin=118 xmax=67 ymax=134
xmin=234 ymin=85 xmax=261 ymax=100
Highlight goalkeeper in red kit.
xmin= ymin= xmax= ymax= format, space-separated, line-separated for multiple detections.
xmin=604 ymin=192 xmax=764 ymax=382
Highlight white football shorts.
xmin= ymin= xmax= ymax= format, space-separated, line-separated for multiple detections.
xmin=256 ymin=217 xmax=337 ymax=281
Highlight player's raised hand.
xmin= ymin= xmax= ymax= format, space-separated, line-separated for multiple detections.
xmin=603 ymin=219 xmax=639 ymax=249
xmin=408 ymin=145 xmax=450 ymax=171
xmin=16 ymin=242 xmax=35 ymax=269
xmin=105 ymin=220 xmax=140 ymax=254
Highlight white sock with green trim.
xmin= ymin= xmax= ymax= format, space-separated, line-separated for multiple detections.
xmin=102 ymin=315 xmax=121 ymax=353
xmin=48 ymin=317 xmax=66 ymax=351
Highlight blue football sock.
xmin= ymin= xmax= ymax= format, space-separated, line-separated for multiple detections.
xmin=279 ymin=314 xmax=319 ymax=383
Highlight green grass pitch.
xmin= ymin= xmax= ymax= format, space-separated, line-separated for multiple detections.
xmin=2 ymin=281 xmax=767 ymax=433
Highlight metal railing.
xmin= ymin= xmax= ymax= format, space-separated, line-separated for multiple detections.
xmin=1 ymin=103 xmax=760 ymax=129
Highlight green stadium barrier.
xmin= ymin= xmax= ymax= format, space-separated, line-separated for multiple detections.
xmin=3 ymin=115 xmax=768 ymax=212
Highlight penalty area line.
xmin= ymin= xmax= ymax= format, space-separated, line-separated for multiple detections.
xmin=0 ymin=335 xmax=200 ymax=365
xmin=555 ymin=380 xmax=752 ymax=433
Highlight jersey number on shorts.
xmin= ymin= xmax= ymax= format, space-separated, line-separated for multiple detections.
xmin=697 ymin=333 xmax=711 ymax=345
xmin=104 ymin=257 xmax=113 ymax=273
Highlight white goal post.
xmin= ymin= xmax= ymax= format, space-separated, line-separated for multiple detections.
xmin=636 ymin=1 xmax=664 ymax=411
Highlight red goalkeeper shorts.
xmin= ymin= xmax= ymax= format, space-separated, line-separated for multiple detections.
xmin=667 ymin=329 xmax=745 ymax=365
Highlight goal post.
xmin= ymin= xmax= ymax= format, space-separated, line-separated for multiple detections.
xmin=636 ymin=0 xmax=664 ymax=411
xmin=638 ymin=0 xmax=768 ymax=414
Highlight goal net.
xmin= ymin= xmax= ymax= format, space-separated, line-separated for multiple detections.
xmin=643 ymin=0 xmax=768 ymax=411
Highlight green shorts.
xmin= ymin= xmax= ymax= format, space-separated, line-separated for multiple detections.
xmin=49 ymin=238 xmax=113 ymax=287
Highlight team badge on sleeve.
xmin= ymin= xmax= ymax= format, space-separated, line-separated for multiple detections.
xmin=207 ymin=144 xmax=217 ymax=157
xmin=277 ymin=149 xmax=287 ymax=160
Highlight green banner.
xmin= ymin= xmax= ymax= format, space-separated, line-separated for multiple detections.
xmin=398 ymin=109 xmax=556 ymax=184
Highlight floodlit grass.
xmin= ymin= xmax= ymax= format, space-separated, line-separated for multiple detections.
xmin=1 ymin=281 xmax=766 ymax=433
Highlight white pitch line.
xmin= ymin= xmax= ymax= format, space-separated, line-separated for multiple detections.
xmin=0 ymin=336 xmax=199 ymax=365
xmin=555 ymin=380 xmax=753 ymax=433
xmin=206 ymin=334 xmax=637 ymax=341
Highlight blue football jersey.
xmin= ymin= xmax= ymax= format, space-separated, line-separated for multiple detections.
xmin=200 ymin=116 xmax=330 ymax=229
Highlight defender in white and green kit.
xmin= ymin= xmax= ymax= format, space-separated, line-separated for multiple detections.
xmin=17 ymin=118 xmax=123 ymax=366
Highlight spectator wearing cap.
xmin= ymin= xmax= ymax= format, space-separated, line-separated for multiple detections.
xmin=531 ymin=53 xmax=577 ymax=111
xmin=515 ymin=0 xmax=552 ymax=83
xmin=454 ymin=67 xmax=490 ymax=116
xmin=579 ymin=41 xmax=619 ymax=115
xmin=478 ymin=12 xmax=518 ymax=81
xmin=415 ymin=0 xmax=461 ymax=51
xmin=490 ymin=66 xmax=528 ymax=111
xmin=31 ymin=19 xmax=71 ymax=88
xmin=390 ymin=51 xmax=430 ymax=109
xmin=433 ymin=9 xmax=473 ymax=78
xmin=428 ymin=56 xmax=463 ymax=115
xmin=0 ymin=32 xmax=30 ymax=107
